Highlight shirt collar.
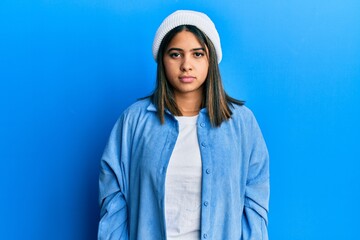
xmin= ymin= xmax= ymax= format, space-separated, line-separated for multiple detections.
xmin=146 ymin=102 xmax=157 ymax=112
xmin=146 ymin=101 xmax=208 ymax=114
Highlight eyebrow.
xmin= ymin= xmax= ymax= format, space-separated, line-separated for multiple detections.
xmin=167 ymin=47 xmax=205 ymax=53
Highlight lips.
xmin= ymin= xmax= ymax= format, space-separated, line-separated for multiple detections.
xmin=179 ymin=76 xmax=196 ymax=83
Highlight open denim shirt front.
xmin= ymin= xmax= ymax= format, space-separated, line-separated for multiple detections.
xmin=98 ymin=99 xmax=270 ymax=240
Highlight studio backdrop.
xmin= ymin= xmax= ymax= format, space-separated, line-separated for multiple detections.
xmin=0 ymin=0 xmax=359 ymax=239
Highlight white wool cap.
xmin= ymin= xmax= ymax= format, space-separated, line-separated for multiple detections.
xmin=152 ymin=10 xmax=222 ymax=63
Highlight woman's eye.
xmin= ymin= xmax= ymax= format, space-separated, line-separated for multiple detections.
xmin=194 ymin=52 xmax=204 ymax=58
xmin=169 ymin=52 xmax=181 ymax=58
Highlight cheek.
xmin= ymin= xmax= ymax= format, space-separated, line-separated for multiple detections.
xmin=201 ymin=63 xmax=209 ymax=77
xmin=164 ymin=62 xmax=177 ymax=78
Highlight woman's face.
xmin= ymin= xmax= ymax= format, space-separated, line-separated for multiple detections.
xmin=163 ymin=30 xmax=209 ymax=98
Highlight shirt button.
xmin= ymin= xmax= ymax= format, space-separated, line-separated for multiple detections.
xmin=201 ymin=142 xmax=206 ymax=147
xmin=200 ymin=122 xmax=205 ymax=127
xmin=203 ymin=233 xmax=208 ymax=239
xmin=203 ymin=201 xmax=209 ymax=206
xmin=206 ymin=168 xmax=211 ymax=174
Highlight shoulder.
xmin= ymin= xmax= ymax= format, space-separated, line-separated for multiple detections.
xmin=230 ymin=103 xmax=257 ymax=123
xmin=122 ymin=98 xmax=152 ymax=115
xmin=227 ymin=103 xmax=264 ymax=134
xmin=118 ymin=98 xmax=155 ymax=121
xmin=112 ymin=98 xmax=154 ymax=129
xmin=229 ymin=104 xmax=265 ymax=139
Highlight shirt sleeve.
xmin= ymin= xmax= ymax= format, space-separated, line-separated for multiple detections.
xmin=98 ymin=116 xmax=129 ymax=240
xmin=241 ymin=113 xmax=270 ymax=240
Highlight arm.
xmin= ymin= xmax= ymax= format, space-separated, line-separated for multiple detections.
xmin=241 ymin=113 xmax=270 ymax=240
xmin=98 ymin=117 xmax=129 ymax=240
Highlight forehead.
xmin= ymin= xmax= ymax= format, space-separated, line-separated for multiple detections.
xmin=167 ymin=30 xmax=203 ymax=48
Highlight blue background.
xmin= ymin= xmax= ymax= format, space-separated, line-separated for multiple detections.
xmin=1 ymin=0 xmax=359 ymax=239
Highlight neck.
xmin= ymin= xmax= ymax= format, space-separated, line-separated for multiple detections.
xmin=174 ymin=92 xmax=202 ymax=116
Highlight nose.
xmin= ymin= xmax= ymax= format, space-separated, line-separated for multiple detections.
xmin=180 ymin=55 xmax=192 ymax=72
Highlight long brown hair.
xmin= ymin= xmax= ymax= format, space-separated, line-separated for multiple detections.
xmin=150 ymin=25 xmax=244 ymax=127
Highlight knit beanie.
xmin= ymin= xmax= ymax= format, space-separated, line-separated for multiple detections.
xmin=152 ymin=10 xmax=222 ymax=63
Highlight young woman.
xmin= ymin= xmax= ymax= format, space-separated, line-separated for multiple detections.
xmin=98 ymin=10 xmax=269 ymax=240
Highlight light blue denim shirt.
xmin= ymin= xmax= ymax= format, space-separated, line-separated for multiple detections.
xmin=98 ymin=98 xmax=269 ymax=240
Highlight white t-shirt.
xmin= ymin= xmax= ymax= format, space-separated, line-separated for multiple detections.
xmin=165 ymin=115 xmax=202 ymax=240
